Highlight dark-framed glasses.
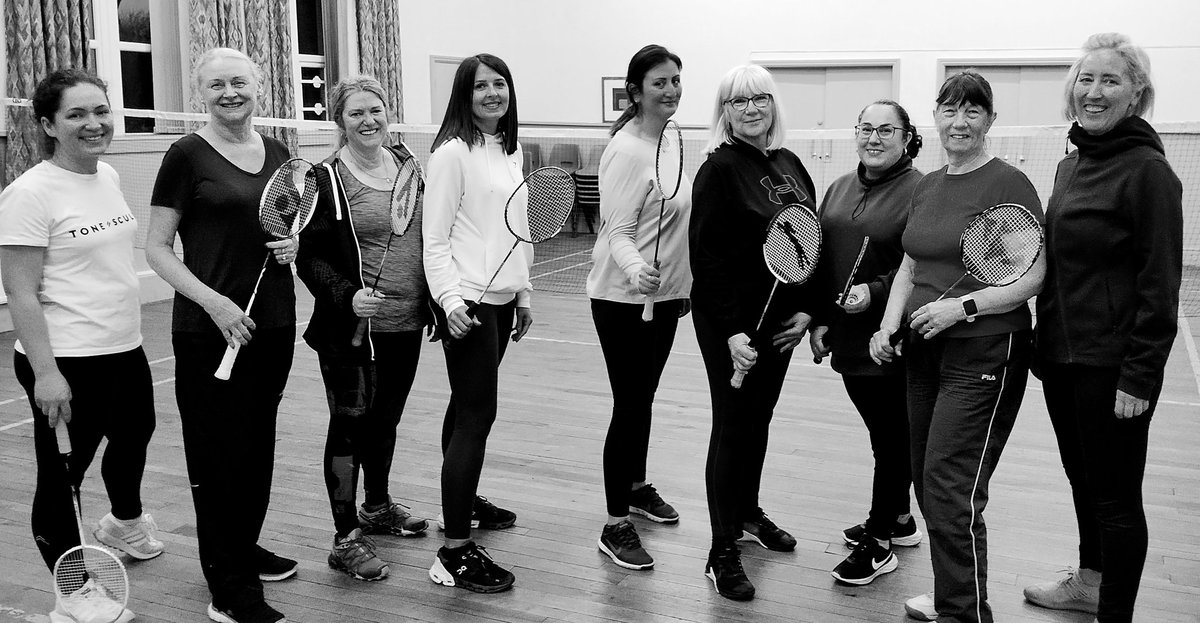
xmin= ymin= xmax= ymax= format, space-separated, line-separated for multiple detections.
xmin=854 ymin=124 xmax=904 ymax=139
xmin=725 ymin=94 xmax=773 ymax=112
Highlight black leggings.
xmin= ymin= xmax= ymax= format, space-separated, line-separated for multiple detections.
xmin=693 ymin=308 xmax=792 ymax=539
xmin=591 ymin=298 xmax=683 ymax=518
xmin=439 ymin=302 xmax=514 ymax=540
xmin=1041 ymin=362 xmax=1155 ymax=623
xmin=842 ymin=373 xmax=912 ymax=539
xmin=174 ymin=328 xmax=293 ymax=611
xmin=17 ymin=348 xmax=156 ymax=571
xmin=318 ymin=331 xmax=422 ymax=536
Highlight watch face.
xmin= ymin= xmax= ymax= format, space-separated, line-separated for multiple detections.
xmin=963 ymin=297 xmax=978 ymax=318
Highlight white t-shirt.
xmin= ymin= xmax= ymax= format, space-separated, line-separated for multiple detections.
xmin=0 ymin=160 xmax=142 ymax=356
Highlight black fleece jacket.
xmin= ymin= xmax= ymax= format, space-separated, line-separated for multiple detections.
xmin=1035 ymin=116 xmax=1183 ymax=398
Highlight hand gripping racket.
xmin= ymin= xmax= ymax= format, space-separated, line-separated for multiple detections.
xmin=468 ymin=166 xmax=576 ymax=317
xmin=936 ymin=203 xmax=1044 ymax=302
xmin=351 ymin=147 xmax=423 ymax=347
xmin=53 ymin=424 xmax=130 ymax=623
xmin=643 ymin=120 xmax=683 ymax=321
xmin=814 ymin=235 xmax=870 ymax=364
xmin=731 ymin=205 xmax=822 ymax=388
xmin=215 ymin=158 xmax=319 ymax=379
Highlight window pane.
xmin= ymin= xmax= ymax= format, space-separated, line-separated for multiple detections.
xmin=301 ymin=66 xmax=327 ymax=120
xmin=296 ymin=0 xmax=324 ymax=56
xmin=118 ymin=0 xmax=151 ymax=44
xmin=121 ymin=50 xmax=155 ymax=132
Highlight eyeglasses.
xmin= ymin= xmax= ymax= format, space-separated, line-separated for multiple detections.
xmin=854 ymin=124 xmax=905 ymax=140
xmin=725 ymin=94 xmax=773 ymax=112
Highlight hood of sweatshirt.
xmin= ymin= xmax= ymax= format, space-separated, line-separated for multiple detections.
xmin=1068 ymin=115 xmax=1165 ymax=159
xmin=856 ymin=154 xmax=915 ymax=188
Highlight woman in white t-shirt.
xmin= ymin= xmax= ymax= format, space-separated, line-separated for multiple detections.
xmin=0 ymin=68 xmax=162 ymax=622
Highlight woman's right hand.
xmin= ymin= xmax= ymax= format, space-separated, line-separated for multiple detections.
xmin=204 ymin=295 xmax=255 ymax=348
xmin=727 ymin=333 xmax=758 ymax=373
xmin=634 ymin=263 xmax=662 ymax=295
xmin=446 ymin=305 xmax=482 ymax=340
xmin=868 ymin=327 xmax=901 ymax=364
xmin=352 ymin=288 xmax=383 ymax=317
xmin=35 ymin=370 xmax=72 ymax=427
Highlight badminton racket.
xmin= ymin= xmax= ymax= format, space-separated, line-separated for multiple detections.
xmin=52 ymin=424 xmax=130 ymax=623
xmin=935 ymin=203 xmax=1044 ymax=302
xmin=467 ymin=166 xmax=576 ymax=318
xmin=814 ymin=235 xmax=870 ymax=364
xmin=642 ymin=119 xmax=683 ymax=321
xmin=351 ymin=146 xmax=423 ymax=347
xmin=215 ymin=158 xmax=319 ymax=380
xmin=732 ymin=205 xmax=822 ymax=388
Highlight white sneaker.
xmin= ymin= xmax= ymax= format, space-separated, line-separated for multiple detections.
xmin=1023 ymin=567 xmax=1100 ymax=614
xmin=905 ymin=592 xmax=938 ymax=621
xmin=51 ymin=579 xmax=135 ymax=623
xmin=94 ymin=513 xmax=164 ymax=560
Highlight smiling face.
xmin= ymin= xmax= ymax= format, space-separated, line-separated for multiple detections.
xmin=198 ymin=55 xmax=260 ymax=127
xmin=935 ymin=99 xmax=994 ymax=163
xmin=1073 ymin=49 xmax=1143 ymax=135
xmin=726 ymin=91 xmax=775 ymax=149
xmin=41 ymin=83 xmax=113 ymax=172
xmin=856 ymin=103 xmax=909 ymax=177
xmin=471 ymin=63 xmax=510 ymax=134
xmin=340 ymin=90 xmax=388 ymax=153
xmin=635 ymin=60 xmax=681 ymax=123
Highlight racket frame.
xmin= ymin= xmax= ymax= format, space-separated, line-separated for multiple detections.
xmin=934 ymin=202 xmax=1044 ymax=302
xmin=644 ymin=120 xmax=685 ymax=322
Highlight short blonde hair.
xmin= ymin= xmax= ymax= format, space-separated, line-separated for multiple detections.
xmin=328 ymin=75 xmax=392 ymax=148
xmin=704 ymin=65 xmax=788 ymax=154
xmin=193 ymin=47 xmax=264 ymax=90
xmin=1063 ymin=33 xmax=1154 ymax=121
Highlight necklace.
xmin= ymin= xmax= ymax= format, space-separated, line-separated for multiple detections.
xmin=343 ymin=146 xmax=394 ymax=183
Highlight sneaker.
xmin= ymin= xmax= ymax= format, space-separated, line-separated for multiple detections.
xmin=705 ymin=540 xmax=755 ymax=601
xmin=598 ymin=520 xmax=654 ymax=570
xmin=628 ymin=484 xmax=679 ymax=524
xmin=428 ymin=541 xmax=515 ymax=593
xmin=739 ymin=509 xmax=796 ymax=552
xmin=358 ymin=498 xmax=429 ymax=537
xmin=904 ymin=592 xmax=938 ymax=621
xmin=206 ymin=601 xmax=285 ymax=623
xmin=94 ymin=512 xmax=164 ymax=560
xmin=328 ymin=528 xmax=389 ymax=581
xmin=51 ymin=579 xmax=134 ymax=623
xmin=1023 ymin=567 xmax=1100 ymax=614
xmin=831 ymin=537 xmax=898 ymax=585
xmin=844 ymin=515 xmax=923 ymax=547
xmin=436 ymin=496 xmax=517 ymax=531
xmin=253 ymin=546 xmax=298 ymax=582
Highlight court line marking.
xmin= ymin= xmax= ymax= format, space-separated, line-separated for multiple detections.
xmin=533 ymin=249 xmax=590 ymax=267
xmin=1179 ymin=316 xmax=1200 ymax=398
xmin=531 ymin=260 xmax=592 ymax=280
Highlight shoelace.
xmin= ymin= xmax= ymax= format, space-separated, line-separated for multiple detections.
xmin=712 ymin=546 xmax=746 ymax=576
xmin=368 ymin=503 xmax=415 ymax=527
xmin=609 ymin=524 xmax=642 ymax=549
xmin=337 ymin=535 xmax=378 ymax=565
xmin=1053 ymin=567 xmax=1094 ymax=598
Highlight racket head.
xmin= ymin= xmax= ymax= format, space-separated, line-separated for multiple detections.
xmin=762 ymin=205 xmax=822 ymax=284
xmin=505 ymin=166 xmax=576 ymax=243
xmin=259 ymin=158 xmax=318 ymax=238
xmin=655 ymin=120 xmax=684 ymax=200
xmin=960 ymin=203 xmax=1044 ymax=287
xmin=388 ymin=153 xmax=423 ymax=236
xmin=53 ymin=544 xmax=129 ymax=622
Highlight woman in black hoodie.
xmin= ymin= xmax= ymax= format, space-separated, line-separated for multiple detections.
xmin=809 ymin=100 xmax=924 ymax=586
xmin=1023 ymin=34 xmax=1182 ymax=623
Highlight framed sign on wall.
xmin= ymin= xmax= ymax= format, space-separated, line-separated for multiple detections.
xmin=601 ymin=76 xmax=629 ymax=123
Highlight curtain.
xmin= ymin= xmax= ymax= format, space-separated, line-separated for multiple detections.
xmin=356 ymin=0 xmax=403 ymax=122
xmin=4 ymin=0 xmax=95 ymax=184
xmin=187 ymin=0 xmax=297 ymax=153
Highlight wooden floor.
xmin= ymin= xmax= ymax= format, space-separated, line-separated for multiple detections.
xmin=1 ymin=290 xmax=1198 ymax=623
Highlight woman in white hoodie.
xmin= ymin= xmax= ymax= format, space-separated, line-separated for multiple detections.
xmin=422 ymin=53 xmax=529 ymax=594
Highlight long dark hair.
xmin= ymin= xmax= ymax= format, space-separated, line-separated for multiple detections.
xmin=859 ymin=99 xmax=923 ymax=159
xmin=432 ymin=54 xmax=518 ymax=155
xmin=609 ymin=44 xmax=683 ymax=137
xmin=33 ymin=68 xmax=109 ymax=156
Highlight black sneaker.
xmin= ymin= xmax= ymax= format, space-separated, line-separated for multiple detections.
xmin=629 ymin=484 xmax=679 ymax=524
xmin=705 ymin=540 xmax=755 ymax=601
xmin=428 ymin=541 xmax=515 ymax=593
xmin=598 ymin=520 xmax=654 ymax=570
xmin=843 ymin=515 xmax=923 ymax=547
xmin=207 ymin=600 xmax=285 ymax=623
xmin=472 ymin=496 xmax=516 ymax=530
xmin=831 ymin=536 xmax=898 ymax=585
xmin=739 ymin=509 xmax=796 ymax=552
xmin=253 ymin=546 xmax=298 ymax=582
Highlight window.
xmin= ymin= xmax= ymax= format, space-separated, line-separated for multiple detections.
xmin=944 ymin=63 xmax=1072 ymax=126
xmin=767 ymin=65 xmax=896 ymax=130
xmin=292 ymin=0 xmax=328 ymax=120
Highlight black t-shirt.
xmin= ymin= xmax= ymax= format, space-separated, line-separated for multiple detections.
xmin=150 ymin=133 xmax=294 ymax=334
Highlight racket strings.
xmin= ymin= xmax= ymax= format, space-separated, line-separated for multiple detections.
xmin=764 ymin=209 xmax=822 ymax=283
xmin=520 ymin=171 xmax=575 ymax=242
xmin=260 ymin=161 xmax=318 ymax=238
xmin=961 ymin=204 xmax=1044 ymax=286
xmin=55 ymin=547 xmax=128 ymax=618
xmin=389 ymin=158 xmax=422 ymax=236
xmin=655 ymin=122 xmax=683 ymax=200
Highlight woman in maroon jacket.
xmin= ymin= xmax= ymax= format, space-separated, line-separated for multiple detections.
xmin=1023 ymin=34 xmax=1182 ymax=623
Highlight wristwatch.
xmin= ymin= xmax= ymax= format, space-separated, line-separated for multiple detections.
xmin=961 ymin=295 xmax=978 ymax=323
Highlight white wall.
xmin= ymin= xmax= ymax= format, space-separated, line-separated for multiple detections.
xmin=398 ymin=0 xmax=1200 ymax=128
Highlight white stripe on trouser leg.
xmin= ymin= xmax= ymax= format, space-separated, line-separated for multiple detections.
xmin=967 ymin=333 xmax=1013 ymax=623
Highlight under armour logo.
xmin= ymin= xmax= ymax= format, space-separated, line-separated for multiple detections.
xmin=760 ymin=175 xmax=809 ymax=205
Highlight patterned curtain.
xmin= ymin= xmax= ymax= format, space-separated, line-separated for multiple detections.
xmin=187 ymin=0 xmax=297 ymax=152
xmin=4 ymin=0 xmax=95 ymax=184
xmin=356 ymin=0 xmax=403 ymax=122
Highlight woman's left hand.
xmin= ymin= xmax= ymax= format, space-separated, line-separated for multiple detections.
xmin=267 ymin=237 xmax=299 ymax=265
xmin=909 ymin=299 xmax=963 ymax=339
xmin=1114 ymin=390 xmax=1150 ymax=419
xmin=512 ymin=307 xmax=533 ymax=342
xmin=771 ymin=312 xmax=812 ymax=352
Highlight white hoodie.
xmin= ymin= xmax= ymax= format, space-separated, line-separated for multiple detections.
xmin=423 ymin=134 xmax=531 ymax=315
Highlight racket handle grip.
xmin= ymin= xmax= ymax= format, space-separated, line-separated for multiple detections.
xmin=54 ymin=420 xmax=72 ymax=453
xmin=641 ymin=298 xmax=655 ymax=322
xmin=465 ymin=301 xmax=479 ymax=320
xmin=730 ymin=369 xmax=747 ymax=389
xmin=351 ymin=318 xmax=369 ymax=347
xmin=214 ymin=343 xmax=240 ymax=380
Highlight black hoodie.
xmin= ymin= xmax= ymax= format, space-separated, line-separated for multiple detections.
xmin=1035 ymin=116 xmax=1182 ymax=398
